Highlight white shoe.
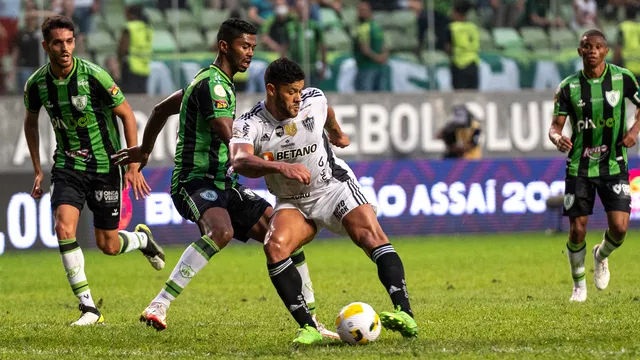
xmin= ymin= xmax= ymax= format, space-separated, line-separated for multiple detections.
xmin=593 ymin=245 xmax=610 ymax=290
xmin=71 ymin=304 xmax=104 ymax=326
xmin=569 ymin=287 xmax=587 ymax=302
xmin=312 ymin=314 xmax=339 ymax=339
xmin=140 ymin=302 xmax=168 ymax=331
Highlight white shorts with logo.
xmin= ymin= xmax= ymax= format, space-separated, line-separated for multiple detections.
xmin=274 ymin=177 xmax=374 ymax=235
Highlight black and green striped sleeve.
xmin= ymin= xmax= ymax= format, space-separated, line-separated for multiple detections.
xmin=23 ymin=79 xmax=41 ymax=114
xmin=553 ymin=83 xmax=570 ymax=116
xmin=623 ymin=71 xmax=640 ymax=106
xmin=90 ymin=68 xmax=125 ymax=108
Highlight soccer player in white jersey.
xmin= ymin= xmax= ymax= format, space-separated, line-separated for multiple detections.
xmin=229 ymin=58 xmax=418 ymax=345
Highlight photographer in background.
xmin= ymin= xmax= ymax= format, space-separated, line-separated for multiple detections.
xmin=437 ymin=104 xmax=482 ymax=160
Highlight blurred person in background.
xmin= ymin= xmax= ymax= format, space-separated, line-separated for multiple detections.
xmin=0 ymin=0 xmax=21 ymax=94
xmin=118 ymin=4 xmax=153 ymax=94
xmin=261 ymin=0 xmax=294 ymax=56
xmin=284 ymin=0 xmax=327 ymax=87
xmin=437 ymin=104 xmax=482 ymax=160
xmin=517 ymin=0 xmax=565 ymax=30
xmin=11 ymin=11 xmax=41 ymax=91
xmin=571 ymin=0 xmax=601 ymax=31
xmin=103 ymin=55 xmax=122 ymax=83
xmin=417 ymin=0 xmax=450 ymax=53
xmin=444 ymin=0 xmax=480 ymax=90
xmin=493 ymin=0 xmax=524 ymax=28
xmin=248 ymin=0 xmax=274 ymax=26
xmin=71 ymin=0 xmax=100 ymax=54
xmin=353 ymin=0 xmax=387 ymax=91
xmin=614 ymin=5 xmax=640 ymax=82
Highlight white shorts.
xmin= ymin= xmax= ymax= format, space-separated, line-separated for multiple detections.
xmin=274 ymin=177 xmax=373 ymax=235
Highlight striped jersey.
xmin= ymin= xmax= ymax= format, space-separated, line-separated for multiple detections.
xmin=231 ymin=88 xmax=352 ymax=199
xmin=171 ymin=65 xmax=237 ymax=195
xmin=23 ymin=58 xmax=125 ymax=173
xmin=553 ymin=64 xmax=640 ymax=178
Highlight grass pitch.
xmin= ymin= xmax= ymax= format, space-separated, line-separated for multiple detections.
xmin=2 ymin=232 xmax=640 ymax=359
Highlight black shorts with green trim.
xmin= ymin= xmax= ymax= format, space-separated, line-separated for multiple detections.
xmin=171 ymin=179 xmax=271 ymax=242
xmin=562 ymin=175 xmax=631 ymax=217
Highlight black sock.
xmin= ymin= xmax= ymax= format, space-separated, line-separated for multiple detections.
xmin=267 ymin=258 xmax=315 ymax=328
xmin=371 ymin=244 xmax=413 ymax=318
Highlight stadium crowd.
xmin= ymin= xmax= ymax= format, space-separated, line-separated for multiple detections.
xmin=1 ymin=0 xmax=639 ymax=94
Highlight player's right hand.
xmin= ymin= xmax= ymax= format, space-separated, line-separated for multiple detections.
xmin=112 ymin=146 xmax=150 ymax=171
xmin=280 ymin=163 xmax=311 ymax=185
xmin=554 ymin=135 xmax=573 ymax=153
xmin=31 ymin=172 xmax=44 ymax=199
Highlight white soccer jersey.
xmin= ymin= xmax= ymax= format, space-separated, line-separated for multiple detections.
xmin=230 ymin=88 xmax=353 ymax=199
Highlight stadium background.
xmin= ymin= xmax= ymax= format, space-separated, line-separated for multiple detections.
xmin=1 ymin=0 xmax=640 ymax=255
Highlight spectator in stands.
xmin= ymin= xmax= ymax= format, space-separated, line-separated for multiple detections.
xmin=571 ymin=0 xmax=601 ymax=30
xmin=118 ymin=4 xmax=153 ymax=94
xmin=209 ymin=0 xmax=244 ymax=19
xmin=261 ymin=0 xmax=294 ymax=56
xmin=417 ymin=0 xmax=451 ymax=52
xmin=614 ymin=5 xmax=640 ymax=82
xmin=0 ymin=0 xmax=20 ymax=94
xmin=248 ymin=0 xmax=274 ymax=26
xmin=353 ymin=1 xmax=388 ymax=91
xmin=517 ymin=0 xmax=565 ymax=30
xmin=437 ymin=105 xmax=482 ymax=160
xmin=158 ymin=0 xmax=188 ymax=10
xmin=284 ymin=0 xmax=327 ymax=87
xmin=11 ymin=11 xmax=41 ymax=91
xmin=444 ymin=0 xmax=480 ymax=90
xmin=493 ymin=0 xmax=524 ymax=28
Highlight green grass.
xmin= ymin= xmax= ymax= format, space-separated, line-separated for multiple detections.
xmin=2 ymin=232 xmax=640 ymax=359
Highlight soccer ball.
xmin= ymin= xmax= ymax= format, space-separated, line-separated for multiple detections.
xmin=335 ymin=302 xmax=382 ymax=345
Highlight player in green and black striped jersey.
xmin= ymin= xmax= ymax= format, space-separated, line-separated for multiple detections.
xmin=22 ymin=15 xmax=164 ymax=326
xmin=549 ymin=29 xmax=640 ymax=302
xmin=113 ymin=19 xmax=336 ymax=339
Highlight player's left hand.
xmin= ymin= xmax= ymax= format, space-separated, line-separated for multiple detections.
xmin=124 ymin=163 xmax=151 ymax=200
xmin=619 ymin=130 xmax=638 ymax=148
xmin=329 ymin=131 xmax=350 ymax=148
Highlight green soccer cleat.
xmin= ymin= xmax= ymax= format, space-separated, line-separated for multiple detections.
xmin=379 ymin=306 xmax=418 ymax=338
xmin=135 ymin=224 xmax=165 ymax=271
xmin=292 ymin=324 xmax=323 ymax=345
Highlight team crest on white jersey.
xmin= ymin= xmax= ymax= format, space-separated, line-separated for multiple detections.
xmin=605 ymin=90 xmax=620 ymax=107
xmin=302 ymin=116 xmax=315 ymax=132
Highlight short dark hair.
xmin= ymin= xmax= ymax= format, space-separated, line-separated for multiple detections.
xmin=580 ymin=29 xmax=607 ymax=44
xmin=626 ymin=5 xmax=639 ymax=20
xmin=41 ymin=15 xmax=75 ymax=42
xmin=217 ymin=18 xmax=257 ymax=44
xmin=453 ymin=0 xmax=473 ymax=15
xmin=264 ymin=58 xmax=306 ymax=87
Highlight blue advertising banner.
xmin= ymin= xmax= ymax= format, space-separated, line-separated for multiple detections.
xmin=133 ymin=157 xmax=640 ymax=243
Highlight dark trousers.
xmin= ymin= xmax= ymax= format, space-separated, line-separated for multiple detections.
xmin=121 ymin=62 xmax=149 ymax=94
xmin=451 ymin=63 xmax=479 ymax=90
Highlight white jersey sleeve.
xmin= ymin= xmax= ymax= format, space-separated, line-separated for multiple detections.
xmin=230 ymin=103 xmax=263 ymax=151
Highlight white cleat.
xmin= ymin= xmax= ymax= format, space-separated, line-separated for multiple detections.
xmin=569 ymin=287 xmax=587 ymax=302
xmin=140 ymin=302 xmax=168 ymax=331
xmin=71 ymin=304 xmax=104 ymax=326
xmin=593 ymin=245 xmax=610 ymax=290
xmin=312 ymin=314 xmax=339 ymax=339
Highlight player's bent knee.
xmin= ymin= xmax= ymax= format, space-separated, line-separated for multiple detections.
xmin=206 ymin=226 xmax=234 ymax=249
xmin=54 ymin=222 xmax=76 ymax=240
xmin=609 ymin=222 xmax=628 ymax=239
xmin=264 ymin=234 xmax=291 ymax=263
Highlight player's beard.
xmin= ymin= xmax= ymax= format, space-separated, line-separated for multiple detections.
xmin=276 ymin=95 xmax=298 ymax=119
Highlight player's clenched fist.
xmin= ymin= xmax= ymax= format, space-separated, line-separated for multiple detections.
xmin=280 ymin=163 xmax=311 ymax=185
